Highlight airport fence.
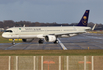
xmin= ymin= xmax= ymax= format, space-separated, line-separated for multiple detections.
xmin=0 ymin=56 xmax=103 ymax=70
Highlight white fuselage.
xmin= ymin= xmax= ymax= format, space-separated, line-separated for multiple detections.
xmin=2 ymin=26 xmax=91 ymax=39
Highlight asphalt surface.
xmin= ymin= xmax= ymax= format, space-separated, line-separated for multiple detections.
xmin=0 ymin=33 xmax=103 ymax=50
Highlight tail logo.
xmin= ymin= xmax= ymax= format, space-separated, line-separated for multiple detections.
xmin=77 ymin=10 xmax=89 ymax=26
xmin=83 ymin=16 xmax=87 ymax=25
xmin=82 ymin=21 xmax=87 ymax=25
xmin=83 ymin=16 xmax=87 ymax=20
xmin=86 ymin=11 xmax=88 ymax=13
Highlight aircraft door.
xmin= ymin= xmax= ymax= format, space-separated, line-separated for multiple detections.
xmin=13 ymin=29 xmax=20 ymax=39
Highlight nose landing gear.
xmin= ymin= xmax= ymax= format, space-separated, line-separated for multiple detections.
xmin=12 ymin=39 xmax=16 ymax=45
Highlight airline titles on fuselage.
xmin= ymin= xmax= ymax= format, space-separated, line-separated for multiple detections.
xmin=25 ymin=28 xmax=41 ymax=30
xmin=19 ymin=28 xmax=76 ymax=32
xmin=20 ymin=28 xmax=42 ymax=32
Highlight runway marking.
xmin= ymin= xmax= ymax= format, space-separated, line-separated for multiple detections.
xmin=23 ymin=45 xmax=31 ymax=50
xmin=57 ymin=38 xmax=67 ymax=50
xmin=5 ymin=43 xmax=21 ymax=50
xmin=91 ymin=40 xmax=103 ymax=49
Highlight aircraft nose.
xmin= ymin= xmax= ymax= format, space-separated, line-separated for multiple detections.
xmin=2 ymin=33 xmax=7 ymax=38
xmin=2 ymin=33 xmax=12 ymax=38
xmin=2 ymin=33 xmax=5 ymax=38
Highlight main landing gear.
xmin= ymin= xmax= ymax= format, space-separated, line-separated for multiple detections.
xmin=12 ymin=39 xmax=16 ymax=45
xmin=38 ymin=39 xmax=44 ymax=44
xmin=38 ymin=39 xmax=59 ymax=44
xmin=54 ymin=40 xmax=59 ymax=44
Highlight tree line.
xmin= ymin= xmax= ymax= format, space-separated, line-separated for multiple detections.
xmin=0 ymin=20 xmax=103 ymax=30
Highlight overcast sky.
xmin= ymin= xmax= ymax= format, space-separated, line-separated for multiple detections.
xmin=0 ymin=0 xmax=102 ymax=24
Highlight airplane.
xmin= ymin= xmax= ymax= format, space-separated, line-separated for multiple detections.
xmin=2 ymin=10 xmax=91 ymax=45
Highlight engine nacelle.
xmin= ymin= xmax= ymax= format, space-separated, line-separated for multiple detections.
xmin=22 ymin=39 xmax=34 ymax=42
xmin=45 ymin=35 xmax=56 ymax=42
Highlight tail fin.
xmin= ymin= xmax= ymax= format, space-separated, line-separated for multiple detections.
xmin=77 ymin=10 xmax=90 ymax=26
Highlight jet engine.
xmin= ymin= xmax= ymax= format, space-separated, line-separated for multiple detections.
xmin=45 ymin=35 xmax=57 ymax=42
xmin=22 ymin=39 xmax=34 ymax=42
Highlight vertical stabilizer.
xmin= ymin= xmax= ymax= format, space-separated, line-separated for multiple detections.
xmin=77 ymin=10 xmax=90 ymax=26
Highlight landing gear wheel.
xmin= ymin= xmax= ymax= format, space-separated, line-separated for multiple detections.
xmin=12 ymin=42 xmax=15 ymax=45
xmin=54 ymin=40 xmax=58 ymax=44
xmin=38 ymin=39 xmax=44 ymax=44
xmin=12 ymin=39 xmax=16 ymax=45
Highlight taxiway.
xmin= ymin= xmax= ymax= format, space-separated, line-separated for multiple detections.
xmin=0 ymin=33 xmax=103 ymax=50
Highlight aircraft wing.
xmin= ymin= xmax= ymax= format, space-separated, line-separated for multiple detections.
xmin=43 ymin=31 xmax=86 ymax=37
xmin=54 ymin=31 xmax=86 ymax=36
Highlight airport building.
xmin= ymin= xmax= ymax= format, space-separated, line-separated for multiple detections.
xmin=0 ymin=28 xmax=4 ymax=32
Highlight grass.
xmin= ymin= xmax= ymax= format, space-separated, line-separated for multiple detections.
xmin=0 ymin=50 xmax=103 ymax=56
xmin=89 ymin=31 xmax=103 ymax=34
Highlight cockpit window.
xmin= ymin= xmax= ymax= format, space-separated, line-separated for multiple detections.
xmin=5 ymin=30 xmax=13 ymax=32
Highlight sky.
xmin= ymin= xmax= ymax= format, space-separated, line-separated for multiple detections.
xmin=0 ymin=0 xmax=103 ymax=24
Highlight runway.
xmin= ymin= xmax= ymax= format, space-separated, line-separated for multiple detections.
xmin=0 ymin=33 xmax=103 ymax=50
